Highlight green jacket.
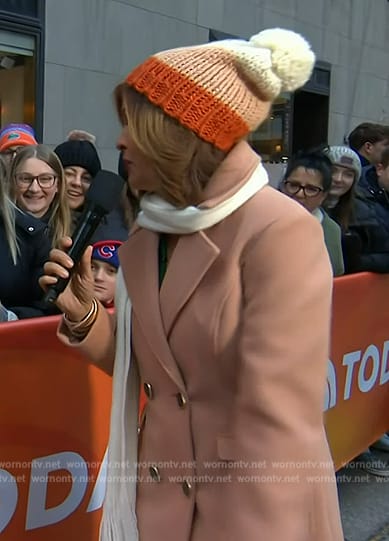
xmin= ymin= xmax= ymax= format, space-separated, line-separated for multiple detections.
xmin=321 ymin=210 xmax=345 ymax=277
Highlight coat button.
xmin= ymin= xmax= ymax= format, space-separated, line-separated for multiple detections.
xmin=143 ymin=382 xmax=154 ymax=399
xmin=176 ymin=392 xmax=187 ymax=408
xmin=182 ymin=479 xmax=192 ymax=497
xmin=149 ymin=465 xmax=161 ymax=482
xmin=28 ymin=226 xmax=34 ymax=232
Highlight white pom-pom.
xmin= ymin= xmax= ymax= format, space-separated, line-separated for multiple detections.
xmin=249 ymin=28 xmax=315 ymax=92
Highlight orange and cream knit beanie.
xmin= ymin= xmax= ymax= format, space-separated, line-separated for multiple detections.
xmin=125 ymin=28 xmax=315 ymax=151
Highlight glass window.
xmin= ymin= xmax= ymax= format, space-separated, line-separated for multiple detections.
xmin=0 ymin=29 xmax=36 ymax=127
xmin=248 ymin=92 xmax=291 ymax=162
xmin=0 ymin=0 xmax=38 ymax=18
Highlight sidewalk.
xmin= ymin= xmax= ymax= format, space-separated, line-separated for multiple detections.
xmin=338 ymin=452 xmax=389 ymax=541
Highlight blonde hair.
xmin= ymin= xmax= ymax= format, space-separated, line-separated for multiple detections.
xmin=9 ymin=144 xmax=71 ymax=247
xmin=0 ymin=156 xmax=18 ymax=264
xmin=114 ymin=84 xmax=226 ymax=207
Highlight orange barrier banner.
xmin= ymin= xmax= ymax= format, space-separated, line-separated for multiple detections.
xmin=0 ymin=316 xmax=111 ymax=540
xmin=1 ymin=272 xmax=389 ymax=539
xmin=325 ymin=272 xmax=389 ymax=467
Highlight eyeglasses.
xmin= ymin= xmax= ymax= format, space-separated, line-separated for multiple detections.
xmin=283 ymin=180 xmax=323 ymax=198
xmin=15 ymin=173 xmax=57 ymax=188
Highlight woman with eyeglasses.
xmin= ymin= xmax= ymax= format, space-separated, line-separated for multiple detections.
xmin=280 ymin=150 xmax=344 ymax=276
xmin=9 ymin=144 xmax=71 ymax=248
xmin=0 ymin=154 xmax=53 ymax=319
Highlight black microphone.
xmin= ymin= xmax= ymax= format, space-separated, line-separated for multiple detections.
xmin=43 ymin=169 xmax=125 ymax=305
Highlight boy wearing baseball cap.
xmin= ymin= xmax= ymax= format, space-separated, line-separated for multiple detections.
xmin=91 ymin=240 xmax=122 ymax=308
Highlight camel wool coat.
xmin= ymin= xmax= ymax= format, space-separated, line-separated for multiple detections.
xmin=59 ymin=141 xmax=343 ymax=541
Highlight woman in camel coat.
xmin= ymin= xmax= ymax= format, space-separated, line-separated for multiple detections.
xmin=41 ymin=28 xmax=343 ymax=541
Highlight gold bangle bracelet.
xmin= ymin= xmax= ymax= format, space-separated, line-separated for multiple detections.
xmin=64 ymin=298 xmax=99 ymax=337
xmin=64 ymin=299 xmax=96 ymax=325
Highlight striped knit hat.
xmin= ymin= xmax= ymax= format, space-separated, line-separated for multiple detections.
xmin=125 ymin=28 xmax=315 ymax=151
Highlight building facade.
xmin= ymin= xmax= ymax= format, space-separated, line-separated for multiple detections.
xmin=0 ymin=0 xmax=388 ymax=170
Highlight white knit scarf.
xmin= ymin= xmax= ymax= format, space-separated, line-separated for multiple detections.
xmin=99 ymin=162 xmax=268 ymax=541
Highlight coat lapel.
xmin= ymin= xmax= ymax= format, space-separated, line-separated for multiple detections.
xmin=119 ymin=228 xmax=185 ymax=390
xmin=117 ymin=143 xmax=259 ymax=387
xmin=159 ymin=231 xmax=220 ymax=336
xmin=118 ymin=228 xmax=220 ymax=388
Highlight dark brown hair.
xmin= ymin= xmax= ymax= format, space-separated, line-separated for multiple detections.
xmin=114 ymin=83 xmax=226 ymax=207
xmin=327 ymin=188 xmax=355 ymax=230
xmin=348 ymin=122 xmax=389 ymax=151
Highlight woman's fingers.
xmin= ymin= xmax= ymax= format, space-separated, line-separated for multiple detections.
xmin=43 ymin=261 xmax=70 ymax=280
xmin=45 ymin=248 xmax=74 ymax=272
xmin=39 ymin=237 xmax=94 ymax=306
xmin=39 ymin=274 xmax=59 ymax=291
xmin=39 ymin=241 xmax=74 ymax=294
xmin=58 ymin=236 xmax=73 ymax=251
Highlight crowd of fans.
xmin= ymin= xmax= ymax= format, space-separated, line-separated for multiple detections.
xmin=0 ymin=123 xmax=132 ymax=321
xmin=280 ymin=123 xmax=389 ymax=278
xmin=279 ymin=122 xmax=389 ymax=476
xmin=1 ymin=119 xmax=389 ymax=473
xmin=1 ymin=121 xmax=389 ymax=317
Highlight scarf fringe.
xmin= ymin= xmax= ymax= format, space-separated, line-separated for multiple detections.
xmin=100 ymin=278 xmax=139 ymax=541
xmin=99 ymin=510 xmax=138 ymax=541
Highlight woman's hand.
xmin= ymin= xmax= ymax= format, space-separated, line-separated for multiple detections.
xmin=39 ymin=236 xmax=95 ymax=321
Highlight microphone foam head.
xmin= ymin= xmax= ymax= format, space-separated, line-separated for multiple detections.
xmin=86 ymin=170 xmax=125 ymax=214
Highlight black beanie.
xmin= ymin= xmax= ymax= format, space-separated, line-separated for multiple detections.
xmin=54 ymin=140 xmax=101 ymax=178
